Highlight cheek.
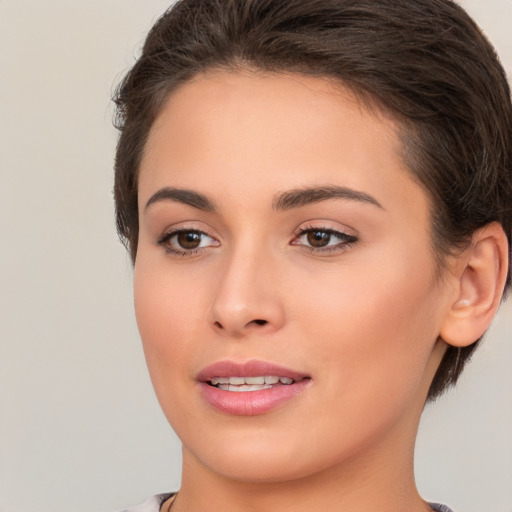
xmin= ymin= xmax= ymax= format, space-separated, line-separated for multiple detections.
xmin=277 ymin=258 xmax=442 ymax=467
xmin=132 ymin=261 xmax=221 ymax=444
xmin=133 ymin=261 xmax=206 ymax=391
xmin=297 ymin=251 xmax=442 ymax=405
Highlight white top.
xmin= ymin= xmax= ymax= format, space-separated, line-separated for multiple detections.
xmin=120 ymin=494 xmax=454 ymax=512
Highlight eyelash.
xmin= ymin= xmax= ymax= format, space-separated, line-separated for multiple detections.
xmin=156 ymin=228 xmax=219 ymax=256
xmin=156 ymin=225 xmax=358 ymax=257
xmin=291 ymin=225 xmax=358 ymax=254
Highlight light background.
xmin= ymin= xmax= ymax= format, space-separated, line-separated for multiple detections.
xmin=0 ymin=1 xmax=511 ymax=511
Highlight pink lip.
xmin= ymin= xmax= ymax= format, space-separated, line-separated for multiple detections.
xmin=197 ymin=360 xmax=311 ymax=416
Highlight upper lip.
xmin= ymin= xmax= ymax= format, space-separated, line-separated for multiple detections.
xmin=197 ymin=360 xmax=310 ymax=382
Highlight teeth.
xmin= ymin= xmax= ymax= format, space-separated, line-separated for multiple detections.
xmin=218 ymin=384 xmax=273 ymax=392
xmin=245 ymin=376 xmax=265 ymax=384
xmin=210 ymin=377 xmax=230 ymax=385
xmin=210 ymin=375 xmax=295 ymax=388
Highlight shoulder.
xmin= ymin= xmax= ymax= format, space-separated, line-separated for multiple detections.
xmin=429 ymin=503 xmax=455 ymax=512
xmin=118 ymin=493 xmax=176 ymax=512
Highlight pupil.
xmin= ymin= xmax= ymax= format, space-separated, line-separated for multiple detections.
xmin=178 ymin=232 xmax=201 ymax=249
xmin=307 ymin=231 xmax=330 ymax=247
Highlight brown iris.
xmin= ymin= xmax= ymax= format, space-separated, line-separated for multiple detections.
xmin=307 ymin=230 xmax=331 ymax=247
xmin=177 ymin=231 xmax=202 ymax=249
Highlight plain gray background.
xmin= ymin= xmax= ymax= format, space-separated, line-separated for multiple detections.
xmin=0 ymin=1 xmax=511 ymax=511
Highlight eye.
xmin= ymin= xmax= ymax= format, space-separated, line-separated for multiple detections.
xmin=157 ymin=229 xmax=219 ymax=255
xmin=292 ymin=227 xmax=357 ymax=253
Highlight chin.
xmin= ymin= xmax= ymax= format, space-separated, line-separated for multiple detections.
xmin=178 ymin=420 xmax=357 ymax=486
xmin=195 ymin=446 xmax=320 ymax=484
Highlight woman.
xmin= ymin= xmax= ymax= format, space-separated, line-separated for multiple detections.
xmin=113 ymin=1 xmax=512 ymax=511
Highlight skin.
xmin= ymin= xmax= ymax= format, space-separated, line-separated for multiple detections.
xmin=134 ymin=70 xmax=459 ymax=512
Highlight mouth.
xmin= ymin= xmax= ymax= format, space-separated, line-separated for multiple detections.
xmin=197 ymin=360 xmax=311 ymax=415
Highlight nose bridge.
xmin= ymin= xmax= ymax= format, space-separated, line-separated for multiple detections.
xmin=208 ymin=236 xmax=284 ymax=336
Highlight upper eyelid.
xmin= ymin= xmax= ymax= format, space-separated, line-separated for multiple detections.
xmin=297 ymin=227 xmax=347 ymax=235
xmin=294 ymin=222 xmax=357 ymax=237
xmin=294 ymin=228 xmax=357 ymax=242
xmin=157 ymin=222 xmax=218 ymax=238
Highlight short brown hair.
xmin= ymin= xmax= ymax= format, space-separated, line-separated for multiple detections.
xmin=113 ymin=0 xmax=512 ymax=400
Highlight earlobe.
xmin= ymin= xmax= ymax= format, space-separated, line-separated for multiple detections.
xmin=440 ymin=222 xmax=509 ymax=347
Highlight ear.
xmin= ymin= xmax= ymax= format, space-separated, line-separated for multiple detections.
xmin=440 ymin=222 xmax=509 ymax=347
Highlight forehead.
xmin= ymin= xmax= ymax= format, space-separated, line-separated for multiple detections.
xmin=145 ymin=70 xmax=401 ymax=159
xmin=139 ymin=70 xmax=428 ymax=224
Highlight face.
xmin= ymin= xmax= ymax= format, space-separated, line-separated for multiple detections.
xmin=135 ymin=71 xmax=450 ymax=484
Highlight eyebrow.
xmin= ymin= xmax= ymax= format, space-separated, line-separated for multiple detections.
xmin=144 ymin=184 xmax=383 ymax=213
xmin=144 ymin=187 xmax=216 ymax=212
xmin=272 ymin=185 xmax=383 ymax=211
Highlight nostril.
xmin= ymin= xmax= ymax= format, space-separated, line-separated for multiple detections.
xmin=214 ymin=321 xmax=223 ymax=329
xmin=252 ymin=319 xmax=268 ymax=326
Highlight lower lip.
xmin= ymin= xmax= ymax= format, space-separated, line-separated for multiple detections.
xmin=199 ymin=380 xmax=311 ymax=416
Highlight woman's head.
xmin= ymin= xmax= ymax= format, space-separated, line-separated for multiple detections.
xmin=114 ymin=0 xmax=512 ymax=401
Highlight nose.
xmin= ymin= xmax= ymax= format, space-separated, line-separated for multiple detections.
xmin=208 ymin=245 xmax=286 ymax=338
